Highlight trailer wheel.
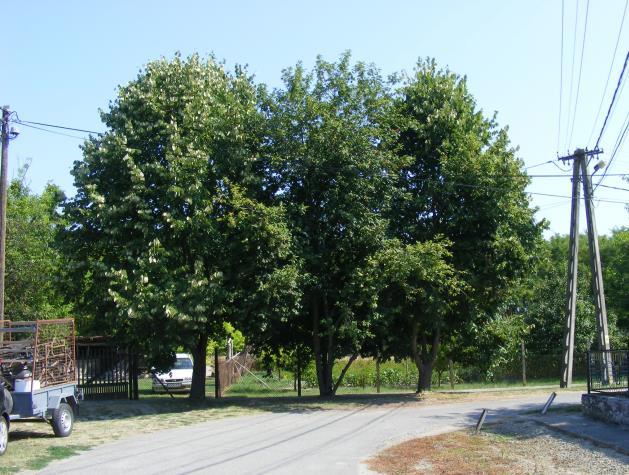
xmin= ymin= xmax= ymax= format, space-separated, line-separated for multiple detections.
xmin=52 ymin=402 xmax=74 ymax=437
xmin=0 ymin=415 xmax=8 ymax=456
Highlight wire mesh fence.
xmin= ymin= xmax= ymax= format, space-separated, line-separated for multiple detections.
xmin=97 ymin=345 xmax=590 ymax=400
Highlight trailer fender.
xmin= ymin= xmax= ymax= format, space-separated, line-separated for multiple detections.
xmin=63 ymin=395 xmax=79 ymax=416
xmin=47 ymin=395 xmax=62 ymax=411
xmin=46 ymin=394 xmax=78 ymax=417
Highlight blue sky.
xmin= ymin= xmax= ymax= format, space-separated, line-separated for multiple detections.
xmin=3 ymin=0 xmax=629 ymax=235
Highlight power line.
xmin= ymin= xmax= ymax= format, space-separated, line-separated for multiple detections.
xmin=595 ymin=111 xmax=629 ymax=190
xmin=588 ymin=0 xmax=629 ymax=146
xmin=525 ymin=159 xmax=554 ymax=170
xmin=558 ymin=0 xmax=565 ymax=154
xmin=529 ymin=172 xmax=628 ymax=178
xmin=597 ymin=183 xmax=629 ymax=192
xmin=17 ymin=122 xmax=89 ymax=141
xmin=446 ymin=182 xmax=628 ymax=204
xmin=15 ymin=119 xmax=102 ymax=136
xmin=594 ymin=50 xmax=629 ymax=150
xmin=564 ymin=0 xmax=581 ymax=151
xmin=567 ymin=0 xmax=590 ymax=148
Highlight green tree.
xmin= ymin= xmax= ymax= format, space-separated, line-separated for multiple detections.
xmin=6 ymin=167 xmax=69 ymax=321
xmin=60 ymin=54 xmax=297 ymax=400
xmin=600 ymin=229 xmax=629 ymax=339
xmin=365 ymin=239 xmax=464 ymax=391
xmin=264 ymin=53 xmax=399 ymax=396
xmin=388 ymin=60 xmax=543 ymax=390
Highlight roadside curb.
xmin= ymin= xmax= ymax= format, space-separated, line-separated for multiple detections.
xmin=530 ymin=417 xmax=629 ymax=456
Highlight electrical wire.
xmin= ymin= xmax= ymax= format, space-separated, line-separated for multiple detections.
xmin=597 ymin=183 xmax=629 ymax=192
xmin=567 ymin=0 xmax=590 ymax=149
xmin=595 ymin=111 xmax=629 ymax=191
xmin=443 ymin=182 xmax=628 ymax=205
xmin=558 ymin=0 xmax=565 ymax=154
xmin=564 ymin=0 xmax=581 ymax=151
xmin=525 ymin=160 xmax=554 ymax=170
xmin=588 ymin=0 xmax=629 ymax=146
xmin=594 ymin=50 xmax=629 ymax=150
xmin=17 ymin=122 xmax=89 ymax=141
xmin=15 ymin=119 xmax=102 ymax=136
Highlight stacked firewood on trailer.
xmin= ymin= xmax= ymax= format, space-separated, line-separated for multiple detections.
xmin=0 ymin=319 xmax=76 ymax=390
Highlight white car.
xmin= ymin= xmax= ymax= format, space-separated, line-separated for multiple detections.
xmin=152 ymin=353 xmax=194 ymax=393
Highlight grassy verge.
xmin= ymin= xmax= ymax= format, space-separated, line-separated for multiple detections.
xmin=365 ymin=419 xmax=629 ymax=474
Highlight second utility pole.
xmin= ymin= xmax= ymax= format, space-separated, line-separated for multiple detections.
xmin=0 ymin=107 xmax=10 ymax=323
xmin=560 ymin=148 xmax=612 ymax=388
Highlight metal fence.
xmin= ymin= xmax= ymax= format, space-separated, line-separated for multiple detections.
xmin=76 ymin=338 xmax=139 ymax=400
xmin=587 ymin=350 xmax=629 ymax=396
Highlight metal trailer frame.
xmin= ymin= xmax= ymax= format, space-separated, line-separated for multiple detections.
xmin=0 ymin=319 xmax=79 ymax=437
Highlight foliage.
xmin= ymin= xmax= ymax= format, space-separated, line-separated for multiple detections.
xmin=5 ymin=166 xmax=70 ymax=321
xmin=263 ymin=52 xmax=399 ymax=395
xmin=60 ymin=54 xmax=298 ymax=399
xmin=385 ymin=59 xmax=544 ymax=389
xmin=600 ymin=228 xmax=629 ymax=339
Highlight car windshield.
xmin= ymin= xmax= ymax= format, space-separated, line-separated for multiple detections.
xmin=173 ymin=358 xmax=193 ymax=370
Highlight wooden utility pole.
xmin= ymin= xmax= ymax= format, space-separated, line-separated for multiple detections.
xmin=521 ymin=341 xmax=527 ymax=386
xmin=0 ymin=106 xmax=11 ymax=325
xmin=560 ymin=148 xmax=612 ymax=388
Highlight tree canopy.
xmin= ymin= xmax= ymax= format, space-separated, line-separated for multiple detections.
xmin=46 ymin=52 xmax=626 ymax=398
xmin=6 ymin=166 xmax=69 ymax=321
xmin=61 ymin=54 xmax=298 ymax=399
xmin=385 ymin=60 xmax=544 ymax=389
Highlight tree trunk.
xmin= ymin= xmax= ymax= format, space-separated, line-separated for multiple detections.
xmin=332 ymin=353 xmax=358 ymax=395
xmin=190 ymin=333 xmax=208 ymax=401
xmin=312 ymin=296 xmax=329 ymax=396
xmin=448 ymin=358 xmax=455 ymax=390
xmin=419 ymin=359 xmax=434 ymax=391
xmin=376 ymin=358 xmax=381 ymax=393
xmin=411 ymin=324 xmax=441 ymax=393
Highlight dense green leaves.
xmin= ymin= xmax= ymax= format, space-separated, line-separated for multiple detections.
xmin=47 ymin=52 xmax=625 ymax=398
xmin=263 ymin=53 xmax=399 ymax=395
xmin=5 ymin=168 xmax=69 ymax=320
xmin=385 ymin=60 xmax=544 ymax=389
xmin=61 ymin=54 xmax=297 ymax=399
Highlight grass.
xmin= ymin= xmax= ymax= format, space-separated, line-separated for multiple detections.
xmin=431 ymin=378 xmax=588 ymax=391
xmin=367 ymin=429 xmax=527 ymax=474
xmin=220 ymin=369 xmax=585 ymax=398
xmin=25 ymin=445 xmax=93 ymax=471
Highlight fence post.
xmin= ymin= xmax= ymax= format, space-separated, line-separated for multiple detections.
xmin=133 ymin=352 xmax=139 ymax=400
xmin=521 ymin=341 xmax=527 ymax=386
xmin=297 ymin=357 xmax=302 ymax=397
xmin=586 ymin=350 xmax=591 ymax=394
xmin=448 ymin=359 xmax=455 ymax=390
xmin=214 ymin=346 xmax=220 ymax=399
